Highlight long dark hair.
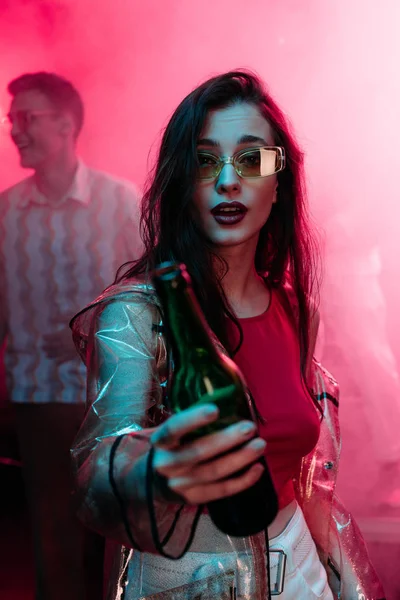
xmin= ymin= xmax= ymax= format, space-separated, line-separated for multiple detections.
xmin=117 ymin=70 xmax=319 ymax=377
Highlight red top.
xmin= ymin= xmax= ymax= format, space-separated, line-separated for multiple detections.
xmin=228 ymin=290 xmax=320 ymax=509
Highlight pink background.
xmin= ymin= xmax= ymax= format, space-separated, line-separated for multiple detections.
xmin=1 ymin=1 xmax=399 ymax=591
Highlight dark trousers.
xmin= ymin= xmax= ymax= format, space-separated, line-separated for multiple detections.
xmin=14 ymin=403 xmax=104 ymax=600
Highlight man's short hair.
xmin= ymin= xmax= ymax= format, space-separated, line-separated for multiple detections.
xmin=8 ymin=71 xmax=84 ymax=137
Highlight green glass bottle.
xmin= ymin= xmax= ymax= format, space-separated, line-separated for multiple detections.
xmin=152 ymin=261 xmax=278 ymax=537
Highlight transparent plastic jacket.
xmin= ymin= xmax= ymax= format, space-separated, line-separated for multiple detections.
xmin=70 ymin=279 xmax=385 ymax=600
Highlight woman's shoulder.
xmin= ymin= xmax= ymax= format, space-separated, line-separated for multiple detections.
xmin=92 ymin=275 xmax=158 ymax=308
xmin=274 ymin=278 xmax=319 ymax=323
xmin=272 ymin=279 xmax=299 ymax=326
xmin=70 ymin=275 xmax=161 ymax=359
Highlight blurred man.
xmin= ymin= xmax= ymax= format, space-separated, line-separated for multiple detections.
xmin=0 ymin=72 xmax=142 ymax=600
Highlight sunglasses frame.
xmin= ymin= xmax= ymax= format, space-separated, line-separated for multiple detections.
xmin=196 ymin=145 xmax=286 ymax=180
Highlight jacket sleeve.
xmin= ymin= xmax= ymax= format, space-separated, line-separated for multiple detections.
xmin=328 ymin=495 xmax=386 ymax=600
xmin=303 ymin=361 xmax=385 ymax=600
xmin=70 ymin=293 xmax=198 ymax=554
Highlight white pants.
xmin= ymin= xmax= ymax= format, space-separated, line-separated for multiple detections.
xmin=129 ymin=502 xmax=334 ymax=599
xmin=268 ymin=502 xmax=334 ymax=599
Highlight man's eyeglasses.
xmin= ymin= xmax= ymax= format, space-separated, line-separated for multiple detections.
xmin=0 ymin=110 xmax=58 ymax=131
xmin=196 ymin=146 xmax=286 ymax=180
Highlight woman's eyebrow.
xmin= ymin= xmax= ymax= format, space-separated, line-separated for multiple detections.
xmin=197 ymin=137 xmax=219 ymax=147
xmin=237 ymin=134 xmax=269 ymax=145
xmin=197 ymin=134 xmax=270 ymax=147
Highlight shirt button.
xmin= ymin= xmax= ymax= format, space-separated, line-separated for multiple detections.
xmin=324 ymin=461 xmax=334 ymax=470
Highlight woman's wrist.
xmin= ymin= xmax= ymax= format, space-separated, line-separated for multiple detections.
xmin=123 ymin=447 xmax=185 ymax=506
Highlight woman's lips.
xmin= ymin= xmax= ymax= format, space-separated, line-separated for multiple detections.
xmin=211 ymin=202 xmax=247 ymax=226
xmin=212 ymin=212 xmax=247 ymax=225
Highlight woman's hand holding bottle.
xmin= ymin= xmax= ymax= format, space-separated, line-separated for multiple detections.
xmin=150 ymin=403 xmax=266 ymax=505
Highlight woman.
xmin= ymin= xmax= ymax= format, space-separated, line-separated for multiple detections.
xmin=70 ymin=71 xmax=384 ymax=599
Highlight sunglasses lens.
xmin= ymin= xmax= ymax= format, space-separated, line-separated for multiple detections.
xmin=197 ymin=153 xmax=220 ymax=180
xmin=236 ymin=148 xmax=279 ymax=177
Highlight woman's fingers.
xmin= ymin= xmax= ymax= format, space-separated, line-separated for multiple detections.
xmin=150 ymin=403 xmax=266 ymax=506
xmin=153 ymin=419 xmax=258 ymax=476
xmin=176 ymin=462 xmax=265 ymax=505
xmin=168 ymin=437 xmax=267 ymax=491
xmin=150 ymin=404 xmax=219 ymax=449
xmin=181 ymin=420 xmax=258 ymax=464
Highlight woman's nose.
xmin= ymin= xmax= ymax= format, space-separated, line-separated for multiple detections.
xmin=216 ymin=163 xmax=241 ymax=195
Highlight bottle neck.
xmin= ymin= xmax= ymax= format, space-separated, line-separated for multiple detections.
xmin=160 ymin=284 xmax=219 ymax=366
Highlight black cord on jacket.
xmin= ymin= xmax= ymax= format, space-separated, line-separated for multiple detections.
xmin=146 ymin=445 xmax=204 ymax=559
xmin=109 ymin=433 xmax=203 ymax=559
xmin=109 ymin=434 xmax=142 ymax=551
xmin=109 ymin=433 xmax=273 ymax=595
